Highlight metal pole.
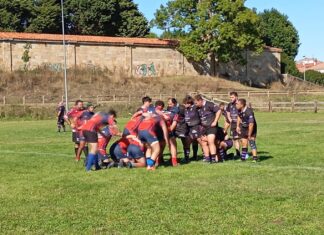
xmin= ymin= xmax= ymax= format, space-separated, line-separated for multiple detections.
xmin=61 ymin=0 xmax=68 ymax=110
xmin=304 ymin=63 xmax=306 ymax=81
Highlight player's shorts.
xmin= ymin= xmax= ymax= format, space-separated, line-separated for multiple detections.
xmin=204 ymin=126 xmax=217 ymax=136
xmin=57 ymin=117 xmax=64 ymax=125
xmin=230 ymin=122 xmax=239 ymax=139
xmin=189 ymin=125 xmax=203 ymax=140
xmin=78 ymin=131 xmax=85 ymax=142
xmin=223 ymin=139 xmax=233 ymax=150
xmin=127 ymin=144 xmax=144 ymax=159
xmin=82 ymin=130 xmax=98 ymax=143
xmin=109 ymin=143 xmax=127 ymax=160
xmin=239 ymin=124 xmax=257 ymax=139
xmin=72 ymin=131 xmax=80 ymax=144
xmin=175 ymin=124 xmax=189 ymax=138
xmin=169 ymin=131 xmax=176 ymax=138
xmin=138 ymin=130 xmax=158 ymax=145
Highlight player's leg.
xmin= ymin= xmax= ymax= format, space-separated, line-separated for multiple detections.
xmin=240 ymin=138 xmax=249 ymax=161
xmin=198 ymin=137 xmax=210 ymax=162
xmin=180 ymin=137 xmax=191 ymax=163
xmin=191 ymin=139 xmax=199 ymax=161
xmin=169 ymin=136 xmax=178 ymax=166
xmin=84 ymin=131 xmax=100 ymax=171
xmin=207 ymin=133 xmax=217 ymax=163
xmin=127 ymin=145 xmax=146 ymax=168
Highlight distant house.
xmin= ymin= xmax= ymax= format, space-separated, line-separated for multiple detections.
xmin=310 ymin=62 xmax=324 ymax=73
xmin=296 ymin=57 xmax=323 ymax=73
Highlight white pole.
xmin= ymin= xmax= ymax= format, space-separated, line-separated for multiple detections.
xmin=61 ymin=0 xmax=68 ymax=110
xmin=303 ymin=56 xmax=306 ymax=81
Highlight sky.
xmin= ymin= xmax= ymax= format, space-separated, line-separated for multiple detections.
xmin=134 ymin=0 xmax=324 ymax=61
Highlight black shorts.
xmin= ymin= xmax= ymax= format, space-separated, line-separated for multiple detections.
xmin=57 ymin=117 xmax=64 ymax=125
xmin=156 ymin=126 xmax=164 ymax=142
xmin=175 ymin=124 xmax=189 ymax=138
xmin=204 ymin=126 xmax=217 ymax=136
xmin=82 ymin=130 xmax=98 ymax=143
xmin=189 ymin=125 xmax=203 ymax=140
xmin=239 ymin=125 xmax=257 ymax=139
xmin=72 ymin=132 xmax=80 ymax=144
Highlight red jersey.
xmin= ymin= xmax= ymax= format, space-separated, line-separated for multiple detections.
xmin=116 ymin=138 xmax=130 ymax=154
xmin=163 ymin=111 xmax=180 ymax=132
xmin=123 ymin=116 xmax=143 ymax=136
xmin=138 ymin=116 xmax=160 ymax=131
xmin=80 ymin=112 xmax=115 ymax=132
xmin=66 ymin=107 xmax=84 ymax=132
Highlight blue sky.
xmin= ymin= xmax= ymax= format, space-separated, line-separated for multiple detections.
xmin=134 ymin=0 xmax=324 ymax=61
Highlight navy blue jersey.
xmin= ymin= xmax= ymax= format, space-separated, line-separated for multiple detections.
xmin=226 ymin=102 xmax=239 ymax=123
xmin=80 ymin=111 xmax=95 ymax=122
xmin=198 ymin=101 xmax=220 ymax=127
xmin=185 ymin=105 xmax=201 ymax=127
xmin=238 ymin=107 xmax=256 ymax=128
xmin=57 ymin=105 xmax=65 ymax=119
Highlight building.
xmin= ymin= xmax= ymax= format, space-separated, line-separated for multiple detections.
xmin=296 ymin=57 xmax=323 ymax=73
xmin=0 ymin=32 xmax=282 ymax=86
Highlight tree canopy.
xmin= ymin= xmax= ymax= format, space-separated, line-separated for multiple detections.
xmin=0 ymin=0 xmax=150 ymax=37
xmin=152 ymin=0 xmax=263 ymax=63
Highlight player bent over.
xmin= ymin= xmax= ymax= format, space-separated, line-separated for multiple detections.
xmin=216 ymin=127 xmax=233 ymax=161
xmin=138 ymin=114 xmax=169 ymax=171
xmin=98 ymin=125 xmax=114 ymax=168
xmin=80 ymin=110 xmax=119 ymax=171
xmin=236 ymin=99 xmax=258 ymax=162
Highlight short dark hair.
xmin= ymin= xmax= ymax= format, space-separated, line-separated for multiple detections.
xmin=142 ymin=96 xmax=152 ymax=104
xmin=183 ymin=96 xmax=194 ymax=105
xmin=155 ymin=100 xmax=165 ymax=108
xmin=219 ymin=102 xmax=225 ymax=107
xmin=168 ymin=97 xmax=177 ymax=105
xmin=108 ymin=109 xmax=117 ymax=118
xmin=194 ymin=94 xmax=203 ymax=101
xmin=238 ymin=98 xmax=246 ymax=106
xmin=230 ymin=91 xmax=238 ymax=97
xmin=75 ymin=99 xmax=83 ymax=105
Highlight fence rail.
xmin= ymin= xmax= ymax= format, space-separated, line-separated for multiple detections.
xmin=1 ymin=90 xmax=324 ymax=113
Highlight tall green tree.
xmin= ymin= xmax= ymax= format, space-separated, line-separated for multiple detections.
xmin=0 ymin=0 xmax=149 ymax=37
xmin=152 ymin=0 xmax=263 ymax=64
xmin=259 ymin=8 xmax=300 ymax=58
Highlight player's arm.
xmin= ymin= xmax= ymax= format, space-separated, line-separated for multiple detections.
xmin=226 ymin=111 xmax=232 ymax=123
xmin=131 ymin=110 xmax=143 ymax=119
xmin=223 ymin=120 xmax=230 ymax=133
xmin=236 ymin=116 xmax=241 ymax=134
xmin=160 ymin=119 xmax=170 ymax=145
xmin=211 ymin=109 xmax=222 ymax=127
xmin=248 ymin=114 xmax=255 ymax=139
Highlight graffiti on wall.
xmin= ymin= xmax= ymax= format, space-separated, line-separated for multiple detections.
xmin=135 ymin=62 xmax=156 ymax=77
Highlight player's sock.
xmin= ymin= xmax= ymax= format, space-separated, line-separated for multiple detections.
xmin=203 ymin=155 xmax=210 ymax=162
xmin=74 ymin=147 xmax=79 ymax=160
xmin=252 ymin=156 xmax=259 ymax=162
xmin=210 ymin=154 xmax=216 ymax=163
xmin=171 ymin=156 xmax=178 ymax=166
xmin=146 ymin=157 xmax=155 ymax=167
xmin=219 ymin=149 xmax=226 ymax=161
xmin=94 ymin=154 xmax=101 ymax=170
xmin=241 ymin=148 xmax=248 ymax=160
xmin=86 ymin=153 xmax=96 ymax=171
xmin=184 ymin=148 xmax=190 ymax=159
xmin=192 ymin=142 xmax=199 ymax=159
xmin=235 ymin=149 xmax=240 ymax=157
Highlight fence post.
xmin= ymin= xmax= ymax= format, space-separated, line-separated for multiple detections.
xmin=97 ymin=95 xmax=99 ymax=104
xmin=267 ymin=91 xmax=270 ymax=99
xmin=3 ymin=96 xmax=5 ymax=105
xmin=113 ymin=94 xmax=116 ymax=102
xmin=128 ymin=94 xmax=131 ymax=103
xmin=23 ymin=96 xmax=26 ymax=105
xmin=42 ymin=95 xmax=45 ymax=105
xmin=80 ymin=95 xmax=82 ymax=100
xmin=291 ymin=93 xmax=295 ymax=112
xmin=314 ymin=101 xmax=318 ymax=113
xmin=269 ymin=100 xmax=273 ymax=112
xmin=247 ymin=92 xmax=250 ymax=98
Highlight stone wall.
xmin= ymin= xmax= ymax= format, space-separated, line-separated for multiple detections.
xmin=0 ymin=34 xmax=281 ymax=85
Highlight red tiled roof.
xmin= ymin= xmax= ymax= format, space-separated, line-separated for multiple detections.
xmin=310 ymin=62 xmax=324 ymax=71
xmin=0 ymin=32 xmax=283 ymax=52
xmin=0 ymin=32 xmax=178 ymax=47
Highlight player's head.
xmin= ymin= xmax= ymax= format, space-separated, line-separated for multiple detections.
xmin=108 ymin=109 xmax=117 ymax=119
xmin=155 ymin=100 xmax=165 ymax=111
xmin=183 ymin=95 xmax=194 ymax=108
xmin=194 ymin=94 xmax=204 ymax=108
xmin=85 ymin=102 xmax=95 ymax=112
xmin=236 ymin=98 xmax=246 ymax=111
xmin=167 ymin=98 xmax=177 ymax=108
xmin=142 ymin=96 xmax=152 ymax=107
xmin=229 ymin=92 xmax=238 ymax=103
xmin=75 ymin=100 xmax=84 ymax=110
xmin=219 ymin=102 xmax=225 ymax=111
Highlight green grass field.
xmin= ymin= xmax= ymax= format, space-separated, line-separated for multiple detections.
xmin=0 ymin=113 xmax=323 ymax=234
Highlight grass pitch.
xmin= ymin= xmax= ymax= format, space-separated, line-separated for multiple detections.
xmin=0 ymin=112 xmax=323 ymax=234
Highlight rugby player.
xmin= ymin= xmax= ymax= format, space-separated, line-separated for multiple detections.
xmin=183 ymin=96 xmax=203 ymax=161
xmin=57 ymin=102 xmax=66 ymax=132
xmin=226 ymin=92 xmax=241 ymax=158
xmin=79 ymin=110 xmax=120 ymax=171
xmin=194 ymin=94 xmax=222 ymax=163
xmin=97 ymin=125 xmax=114 ymax=168
xmin=216 ymin=127 xmax=233 ymax=161
xmin=236 ymin=99 xmax=258 ymax=162
xmin=65 ymin=100 xmax=84 ymax=160
xmin=138 ymin=112 xmax=169 ymax=170
xmin=75 ymin=102 xmax=95 ymax=162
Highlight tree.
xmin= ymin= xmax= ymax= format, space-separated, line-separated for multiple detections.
xmin=259 ymin=8 xmax=300 ymax=58
xmin=152 ymin=0 xmax=263 ymax=64
xmin=0 ymin=0 xmax=149 ymax=37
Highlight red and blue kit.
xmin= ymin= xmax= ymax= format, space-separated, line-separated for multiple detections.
xmin=97 ymin=126 xmax=112 ymax=160
xmin=80 ymin=112 xmax=116 ymax=143
xmin=110 ymin=138 xmax=129 ymax=160
xmin=138 ymin=116 xmax=160 ymax=144
xmin=123 ymin=116 xmax=143 ymax=137
xmin=67 ymin=108 xmax=84 ymax=143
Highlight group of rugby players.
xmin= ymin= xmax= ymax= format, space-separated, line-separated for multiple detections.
xmin=58 ymin=92 xmax=258 ymax=171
